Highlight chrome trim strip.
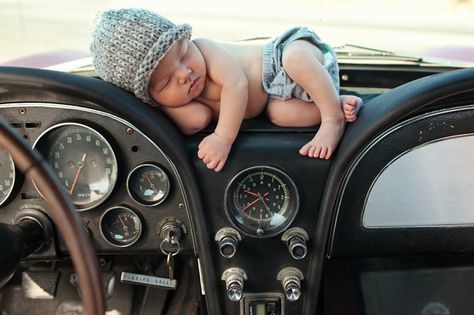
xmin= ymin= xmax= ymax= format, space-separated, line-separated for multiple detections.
xmin=1 ymin=102 xmax=198 ymax=251
xmin=327 ymin=104 xmax=474 ymax=257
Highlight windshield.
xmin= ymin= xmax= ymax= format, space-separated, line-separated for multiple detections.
xmin=1 ymin=0 xmax=473 ymax=67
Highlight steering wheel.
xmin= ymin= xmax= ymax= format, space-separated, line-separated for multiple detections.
xmin=0 ymin=119 xmax=106 ymax=314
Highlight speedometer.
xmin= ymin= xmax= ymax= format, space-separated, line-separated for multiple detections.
xmin=33 ymin=123 xmax=118 ymax=210
xmin=0 ymin=149 xmax=15 ymax=206
xmin=224 ymin=166 xmax=299 ymax=238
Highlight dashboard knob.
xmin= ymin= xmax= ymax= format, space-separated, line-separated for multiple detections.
xmin=215 ymin=228 xmax=242 ymax=259
xmin=281 ymin=227 xmax=309 ymax=260
xmin=288 ymin=235 xmax=307 ymax=260
xmin=221 ymin=268 xmax=247 ymax=302
xmin=277 ymin=267 xmax=304 ymax=302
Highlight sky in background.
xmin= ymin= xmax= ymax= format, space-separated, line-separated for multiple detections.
xmin=0 ymin=0 xmax=473 ymax=64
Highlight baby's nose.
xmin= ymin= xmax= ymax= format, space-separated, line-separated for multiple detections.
xmin=177 ymin=67 xmax=192 ymax=84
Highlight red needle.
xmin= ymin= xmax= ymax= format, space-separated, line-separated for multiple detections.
xmin=241 ymin=198 xmax=260 ymax=212
xmin=245 ymin=190 xmax=270 ymax=201
xmin=244 ymin=189 xmax=259 ymax=197
xmin=69 ymin=153 xmax=87 ymax=194
xmin=263 ymin=192 xmax=270 ymax=200
xmin=145 ymin=174 xmax=155 ymax=188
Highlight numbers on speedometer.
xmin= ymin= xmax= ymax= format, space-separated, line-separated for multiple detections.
xmin=33 ymin=123 xmax=118 ymax=210
xmin=225 ymin=166 xmax=299 ymax=238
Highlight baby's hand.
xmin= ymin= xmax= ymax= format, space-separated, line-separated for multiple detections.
xmin=198 ymin=132 xmax=233 ymax=172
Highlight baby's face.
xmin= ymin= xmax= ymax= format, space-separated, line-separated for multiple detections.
xmin=149 ymin=38 xmax=206 ymax=107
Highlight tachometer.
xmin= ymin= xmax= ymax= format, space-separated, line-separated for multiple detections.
xmin=224 ymin=166 xmax=299 ymax=238
xmin=0 ymin=149 xmax=15 ymax=206
xmin=33 ymin=123 xmax=118 ymax=210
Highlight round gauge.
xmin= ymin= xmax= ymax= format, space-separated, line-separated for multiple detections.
xmin=0 ymin=149 xmax=15 ymax=206
xmin=127 ymin=164 xmax=170 ymax=207
xmin=33 ymin=123 xmax=118 ymax=210
xmin=224 ymin=166 xmax=299 ymax=238
xmin=100 ymin=206 xmax=142 ymax=247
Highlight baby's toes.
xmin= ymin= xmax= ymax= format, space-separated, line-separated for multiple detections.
xmin=299 ymin=143 xmax=310 ymax=156
xmin=346 ymin=114 xmax=356 ymax=122
xmin=312 ymin=145 xmax=323 ymax=158
xmin=324 ymin=147 xmax=334 ymax=159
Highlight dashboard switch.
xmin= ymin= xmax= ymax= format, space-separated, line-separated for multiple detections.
xmin=215 ymin=227 xmax=241 ymax=258
xmin=277 ymin=267 xmax=304 ymax=302
xmin=221 ymin=267 xmax=247 ymax=302
xmin=281 ymin=228 xmax=309 ymax=260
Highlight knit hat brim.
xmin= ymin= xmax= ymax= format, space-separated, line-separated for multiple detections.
xmin=132 ymin=23 xmax=192 ymax=106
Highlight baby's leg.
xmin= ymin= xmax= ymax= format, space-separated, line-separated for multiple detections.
xmin=267 ymin=98 xmax=321 ymax=127
xmin=268 ymin=96 xmax=363 ymax=127
xmin=282 ymin=40 xmax=344 ymax=159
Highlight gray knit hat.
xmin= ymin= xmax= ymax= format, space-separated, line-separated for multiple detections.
xmin=90 ymin=8 xmax=192 ymax=105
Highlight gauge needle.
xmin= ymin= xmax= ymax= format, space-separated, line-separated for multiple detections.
xmin=244 ymin=189 xmax=259 ymax=197
xmin=69 ymin=153 xmax=87 ymax=194
xmin=145 ymin=174 xmax=155 ymax=189
xmin=241 ymin=198 xmax=260 ymax=212
xmin=263 ymin=192 xmax=270 ymax=201
xmin=118 ymin=215 xmax=126 ymax=228
xmin=258 ymin=192 xmax=272 ymax=216
xmin=244 ymin=190 xmax=270 ymax=201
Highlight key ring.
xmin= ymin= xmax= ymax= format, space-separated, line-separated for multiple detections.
xmin=160 ymin=238 xmax=180 ymax=256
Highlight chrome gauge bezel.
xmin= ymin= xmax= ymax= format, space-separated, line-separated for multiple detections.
xmin=0 ymin=149 xmax=15 ymax=207
xmin=126 ymin=163 xmax=171 ymax=207
xmin=32 ymin=122 xmax=118 ymax=211
xmin=224 ymin=166 xmax=300 ymax=238
xmin=99 ymin=206 xmax=143 ymax=247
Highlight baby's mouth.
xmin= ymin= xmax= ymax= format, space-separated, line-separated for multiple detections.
xmin=189 ymin=77 xmax=200 ymax=94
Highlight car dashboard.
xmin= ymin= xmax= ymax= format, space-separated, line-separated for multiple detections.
xmin=0 ymin=64 xmax=474 ymax=315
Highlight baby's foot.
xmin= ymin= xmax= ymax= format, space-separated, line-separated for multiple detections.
xmin=340 ymin=95 xmax=363 ymax=122
xmin=299 ymin=116 xmax=345 ymax=159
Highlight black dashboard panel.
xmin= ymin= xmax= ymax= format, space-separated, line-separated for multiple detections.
xmin=0 ymin=103 xmax=194 ymax=254
xmin=185 ymin=131 xmax=331 ymax=314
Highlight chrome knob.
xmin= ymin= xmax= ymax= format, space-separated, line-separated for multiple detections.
xmin=215 ymin=228 xmax=241 ymax=259
xmin=288 ymin=235 xmax=307 ymax=260
xmin=219 ymin=236 xmax=238 ymax=258
xmin=221 ymin=268 xmax=247 ymax=302
xmin=281 ymin=228 xmax=309 ymax=260
xmin=227 ymin=281 xmax=244 ymax=302
xmin=282 ymin=276 xmax=302 ymax=302
xmin=277 ymin=267 xmax=304 ymax=302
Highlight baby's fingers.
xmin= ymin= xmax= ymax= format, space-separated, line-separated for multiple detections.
xmin=214 ymin=160 xmax=226 ymax=172
xmin=206 ymin=159 xmax=219 ymax=170
xmin=197 ymin=148 xmax=206 ymax=159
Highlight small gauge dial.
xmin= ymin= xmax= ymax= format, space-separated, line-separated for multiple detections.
xmin=225 ymin=166 xmax=299 ymax=238
xmin=127 ymin=164 xmax=170 ymax=207
xmin=100 ymin=207 xmax=142 ymax=247
xmin=0 ymin=149 xmax=15 ymax=206
xmin=33 ymin=123 xmax=118 ymax=210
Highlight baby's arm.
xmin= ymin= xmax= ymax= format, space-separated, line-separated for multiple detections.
xmin=194 ymin=39 xmax=248 ymax=172
xmin=161 ymin=101 xmax=212 ymax=135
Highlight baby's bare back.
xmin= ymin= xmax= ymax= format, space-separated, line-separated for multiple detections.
xmin=198 ymin=41 xmax=268 ymax=119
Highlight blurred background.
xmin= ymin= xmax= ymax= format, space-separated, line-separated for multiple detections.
xmin=1 ymin=0 xmax=473 ymax=65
